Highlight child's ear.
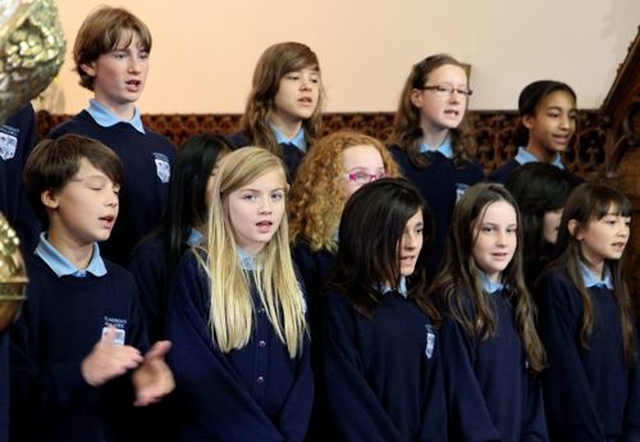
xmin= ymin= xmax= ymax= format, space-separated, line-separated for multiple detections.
xmin=41 ymin=189 xmax=59 ymax=210
xmin=410 ymin=88 xmax=423 ymax=108
xmin=522 ymin=114 xmax=535 ymax=130
xmin=80 ymin=61 xmax=96 ymax=77
xmin=567 ymin=219 xmax=581 ymax=240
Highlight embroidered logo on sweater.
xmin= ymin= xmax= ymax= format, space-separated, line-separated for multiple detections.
xmin=153 ymin=152 xmax=171 ymax=183
xmin=0 ymin=125 xmax=18 ymax=160
xmin=425 ymin=324 xmax=436 ymax=359
xmin=455 ymin=183 xmax=470 ymax=204
xmin=102 ymin=316 xmax=127 ymax=345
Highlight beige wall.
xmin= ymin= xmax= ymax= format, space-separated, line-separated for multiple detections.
xmin=38 ymin=0 xmax=640 ymax=114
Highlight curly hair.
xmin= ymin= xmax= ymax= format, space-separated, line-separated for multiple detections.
xmin=288 ymin=130 xmax=401 ymax=253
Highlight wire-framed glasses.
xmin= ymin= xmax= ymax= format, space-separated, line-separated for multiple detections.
xmin=419 ymin=84 xmax=473 ymax=97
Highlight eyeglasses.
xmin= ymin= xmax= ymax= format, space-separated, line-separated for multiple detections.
xmin=344 ymin=171 xmax=386 ymax=185
xmin=419 ymin=84 xmax=473 ymax=97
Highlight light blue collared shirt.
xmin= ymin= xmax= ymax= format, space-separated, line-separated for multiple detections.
xmin=513 ymin=146 xmax=564 ymax=169
xmin=418 ymin=136 xmax=453 ymax=159
xmin=479 ymin=270 xmax=504 ymax=294
xmin=237 ymin=246 xmax=308 ymax=312
xmin=34 ymin=232 xmax=107 ymax=278
xmin=187 ymin=228 xmax=204 ymax=247
xmin=237 ymin=247 xmax=256 ymax=271
xmin=87 ymin=99 xmax=146 ymax=134
xmin=579 ymin=260 xmax=614 ymax=289
xmin=379 ymin=276 xmax=408 ymax=298
xmin=271 ymin=124 xmax=307 ymax=153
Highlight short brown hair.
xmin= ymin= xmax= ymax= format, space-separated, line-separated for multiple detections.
xmin=74 ymin=6 xmax=152 ymax=91
xmin=24 ymin=134 xmax=123 ymax=226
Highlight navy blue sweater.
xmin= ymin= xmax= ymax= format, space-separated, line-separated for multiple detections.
xmin=0 ymin=104 xmax=41 ymax=254
xmin=9 ymin=253 xmax=148 ymax=442
xmin=165 ymin=251 xmax=313 ymax=441
xmin=127 ymin=235 xmax=170 ymax=342
xmin=487 ymin=158 xmax=520 ymax=184
xmin=537 ymin=270 xmax=640 ymax=442
xmin=321 ymin=289 xmax=447 ymax=442
xmin=439 ymin=288 xmax=548 ymax=442
xmin=292 ymin=240 xmax=335 ymax=332
xmin=290 ymin=240 xmax=336 ymax=442
xmin=227 ymin=131 xmax=305 ymax=182
xmin=48 ymin=111 xmax=176 ymax=266
xmin=388 ymin=147 xmax=484 ymax=278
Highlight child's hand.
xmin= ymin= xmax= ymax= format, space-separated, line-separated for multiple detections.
xmin=132 ymin=340 xmax=174 ymax=407
xmin=81 ymin=326 xmax=144 ymax=387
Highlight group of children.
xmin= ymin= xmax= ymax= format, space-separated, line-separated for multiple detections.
xmin=1 ymin=4 xmax=638 ymax=442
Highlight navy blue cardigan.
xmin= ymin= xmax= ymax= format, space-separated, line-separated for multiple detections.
xmin=165 ymin=251 xmax=313 ymax=441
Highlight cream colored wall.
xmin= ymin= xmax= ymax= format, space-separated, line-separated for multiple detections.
xmin=39 ymin=0 xmax=639 ymax=114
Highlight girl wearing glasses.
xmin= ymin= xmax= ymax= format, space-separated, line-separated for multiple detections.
xmin=289 ymin=130 xmax=401 ymax=306
xmin=389 ymin=53 xmax=484 ymax=280
xmin=288 ymin=130 xmax=401 ymax=441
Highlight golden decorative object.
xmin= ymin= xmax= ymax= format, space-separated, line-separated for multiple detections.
xmin=0 ymin=0 xmax=66 ymax=125
xmin=0 ymin=0 xmax=66 ymax=328
xmin=0 ymin=213 xmax=27 ymax=330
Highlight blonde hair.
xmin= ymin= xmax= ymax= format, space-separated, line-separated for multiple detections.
xmin=288 ymin=130 xmax=402 ymax=253
xmin=195 ymin=147 xmax=307 ymax=357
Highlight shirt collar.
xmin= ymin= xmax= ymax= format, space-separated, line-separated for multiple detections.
xmin=579 ymin=260 xmax=614 ymax=289
xmin=271 ymin=124 xmax=307 ymax=152
xmin=418 ymin=136 xmax=453 ymax=159
xmin=379 ymin=276 xmax=408 ymax=298
xmin=479 ymin=270 xmax=504 ymax=294
xmin=34 ymin=232 xmax=107 ymax=278
xmin=514 ymin=146 xmax=564 ymax=169
xmin=237 ymin=247 xmax=256 ymax=270
xmin=87 ymin=99 xmax=145 ymax=134
xmin=187 ymin=228 xmax=204 ymax=247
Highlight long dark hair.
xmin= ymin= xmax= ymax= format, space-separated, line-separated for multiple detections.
xmin=549 ymin=182 xmax=636 ymax=366
xmin=327 ymin=178 xmax=439 ymax=322
xmin=505 ymin=162 xmax=580 ymax=277
xmin=154 ymin=133 xmax=231 ymax=270
xmin=430 ymin=182 xmax=546 ymax=373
